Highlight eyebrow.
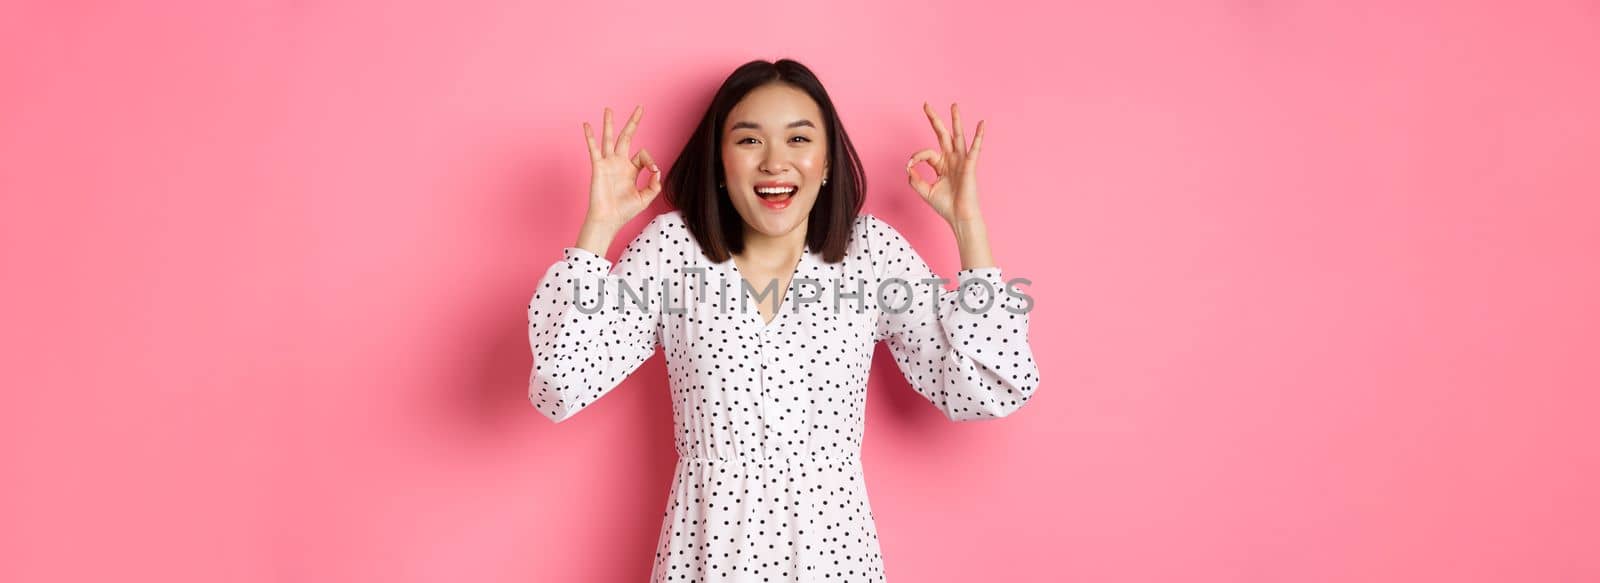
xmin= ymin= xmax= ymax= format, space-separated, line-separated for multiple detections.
xmin=730 ymin=119 xmax=816 ymax=131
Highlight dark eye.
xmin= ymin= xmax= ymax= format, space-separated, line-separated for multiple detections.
xmin=738 ymin=137 xmax=758 ymax=144
xmin=790 ymin=136 xmax=811 ymax=143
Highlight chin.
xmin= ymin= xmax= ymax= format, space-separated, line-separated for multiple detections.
xmin=739 ymin=195 xmax=814 ymax=235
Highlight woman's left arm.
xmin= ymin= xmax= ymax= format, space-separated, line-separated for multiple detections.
xmin=870 ymin=102 xmax=1040 ymax=421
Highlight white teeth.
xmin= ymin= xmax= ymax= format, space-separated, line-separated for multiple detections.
xmin=756 ymin=187 xmax=797 ymax=195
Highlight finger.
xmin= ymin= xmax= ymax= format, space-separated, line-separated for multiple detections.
xmin=642 ymin=162 xmax=663 ymax=202
xmin=633 ymin=148 xmax=663 ymax=201
xmin=951 ymin=103 xmax=965 ymax=155
xmin=601 ymin=107 xmax=614 ymax=157
xmin=906 ymin=148 xmax=942 ymax=174
xmin=923 ymin=101 xmax=952 ymax=153
xmin=905 ymin=165 xmax=934 ymax=201
xmin=969 ymin=120 xmax=985 ymax=161
xmin=582 ymin=122 xmax=601 ymax=162
xmin=615 ymin=105 xmax=643 ymax=157
xmin=905 ymin=148 xmax=940 ymax=199
xmin=634 ymin=148 xmax=660 ymax=176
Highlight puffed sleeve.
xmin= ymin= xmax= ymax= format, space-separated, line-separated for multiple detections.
xmin=867 ymin=214 xmax=1041 ymax=421
xmin=527 ymin=214 xmax=669 ymax=423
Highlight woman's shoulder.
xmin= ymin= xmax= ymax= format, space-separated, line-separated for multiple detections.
xmin=852 ymin=212 xmax=910 ymax=250
xmin=622 ymin=210 xmax=692 ymax=267
xmin=643 ymin=208 xmax=686 ymax=229
xmin=631 ymin=209 xmax=687 ymax=241
xmin=851 ymin=212 xmax=933 ymax=276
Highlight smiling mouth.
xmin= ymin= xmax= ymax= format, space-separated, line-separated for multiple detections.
xmin=755 ymin=186 xmax=797 ymax=202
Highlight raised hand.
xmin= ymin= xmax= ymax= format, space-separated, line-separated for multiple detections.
xmin=582 ymin=105 xmax=661 ymax=231
xmin=905 ymin=102 xmax=986 ymax=226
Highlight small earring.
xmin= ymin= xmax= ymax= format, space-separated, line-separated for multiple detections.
xmin=822 ymin=178 xmax=828 ymax=186
xmin=718 ymin=183 xmax=724 ymax=189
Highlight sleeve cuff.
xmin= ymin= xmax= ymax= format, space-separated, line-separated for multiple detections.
xmin=562 ymin=247 xmax=612 ymax=275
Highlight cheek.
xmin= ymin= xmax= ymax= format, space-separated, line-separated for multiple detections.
xmin=798 ymin=151 xmax=827 ymax=173
xmin=723 ymin=150 xmax=759 ymax=174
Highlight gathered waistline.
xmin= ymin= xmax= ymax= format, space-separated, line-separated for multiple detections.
xmin=677 ymin=451 xmax=861 ymax=466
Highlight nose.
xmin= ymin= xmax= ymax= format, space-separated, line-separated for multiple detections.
xmin=759 ymin=148 xmax=788 ymax=174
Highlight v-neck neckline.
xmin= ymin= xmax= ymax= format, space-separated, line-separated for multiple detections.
xmin=726 ymin=242 xmax=810 ymax=332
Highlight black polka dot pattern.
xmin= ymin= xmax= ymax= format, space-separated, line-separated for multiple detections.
xmin=527 ymin=210 xmax=1041 ymax=581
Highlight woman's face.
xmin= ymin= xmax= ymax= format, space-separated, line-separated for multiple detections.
xmin=721 ymin=83 xmax=829 ymax=241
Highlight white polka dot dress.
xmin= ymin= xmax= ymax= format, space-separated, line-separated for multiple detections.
xmin=527 ymin=210 xmax=1041 ymax=581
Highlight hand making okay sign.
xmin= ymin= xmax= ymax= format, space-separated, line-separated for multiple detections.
xmin=582 ymin=105 xmax=662 ymax=230
xmin=906 ymin=102 xmax=986 ymax=226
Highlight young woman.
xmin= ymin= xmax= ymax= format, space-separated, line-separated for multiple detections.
xmin=528 ymin=59 xmax=1040 ymax=581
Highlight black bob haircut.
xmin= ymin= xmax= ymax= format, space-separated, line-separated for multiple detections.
xmin=664 ymin=58 xmax=866 ymax=264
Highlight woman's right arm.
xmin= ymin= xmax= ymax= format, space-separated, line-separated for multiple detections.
xmin=528 ymin=105 xmax=665 ymax=423
xmin=527 ymin=215 xmax=669 ymax=423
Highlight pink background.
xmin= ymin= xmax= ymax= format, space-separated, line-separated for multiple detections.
xmin=3 ymin=1 xmax=1597 ymax=581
